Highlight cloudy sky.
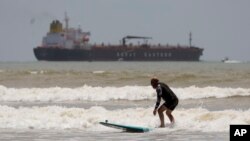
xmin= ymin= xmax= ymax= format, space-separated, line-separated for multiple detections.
xmin=0 ymin=0 xmax=250 ymax=61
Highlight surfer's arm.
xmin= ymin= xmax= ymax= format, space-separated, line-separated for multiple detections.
xmin=154 ymin=88 xmax=161 ymax=110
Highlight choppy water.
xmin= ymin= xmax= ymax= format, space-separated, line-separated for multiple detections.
xmin=0 ymin=61 xmax=249 ymax=140
xmin=1 ymin=61 xmax=250 ymax=88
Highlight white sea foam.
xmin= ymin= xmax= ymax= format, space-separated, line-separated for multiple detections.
xmin=175 ymin=86 xmax=250 ymax=99
xmin=0 ymin=105 xmax=249 ymax=132
xmin=0 ymin=85 xmax=250 ymax=102
xmin=29 ymin=71 xmax=38 ymax=74
xmin=28 ymin=70 xmax=45 ymax=74
xmin=92 ymin=70 xmax=105 ymax=74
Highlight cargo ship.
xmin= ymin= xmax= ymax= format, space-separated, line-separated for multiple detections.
xmin=33 ymin=15 xmax=203 ymax=61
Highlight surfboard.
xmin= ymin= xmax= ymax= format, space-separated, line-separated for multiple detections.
xmin=99 ymin=121 xmax=152 ymax=133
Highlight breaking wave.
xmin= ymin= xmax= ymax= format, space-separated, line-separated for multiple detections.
xmin=0 ymin=105 xmax=249 ymax=132
xmin=0 ymin=85 xmax=249 ymax=102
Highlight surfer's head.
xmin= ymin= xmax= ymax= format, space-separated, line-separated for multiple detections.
xmin=151 ymin=78 xmax=159 ymax=89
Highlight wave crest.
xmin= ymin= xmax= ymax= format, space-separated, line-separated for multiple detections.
xmin=0 ymin=85 xmax=250 ymax=102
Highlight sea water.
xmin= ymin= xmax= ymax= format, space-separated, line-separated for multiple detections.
xmin=0 ymin=61 xmax=249 ymax=141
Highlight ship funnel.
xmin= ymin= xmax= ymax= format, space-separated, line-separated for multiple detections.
xmin=50 ymin=20 xmax=63 ymax=33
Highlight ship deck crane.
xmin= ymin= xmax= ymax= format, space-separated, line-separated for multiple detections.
xmin=122 ymin=36 xmax=152 ymax=46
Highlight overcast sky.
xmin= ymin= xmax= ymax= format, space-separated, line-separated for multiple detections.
xmin=0 ymin=0 xmax=250 ymax=61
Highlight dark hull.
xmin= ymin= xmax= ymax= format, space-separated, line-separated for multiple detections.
xmin=34 ymin=47 xmax=203 ymax=61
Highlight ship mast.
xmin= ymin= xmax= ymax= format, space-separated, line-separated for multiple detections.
xmin=189 ymin=32 xmax=192 ymax=47
xmin=64 ymin=12 xmax=69 ymax=32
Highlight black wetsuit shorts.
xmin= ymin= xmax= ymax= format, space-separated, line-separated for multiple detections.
xmin=163 ymin=99 xmax=178 ymax=111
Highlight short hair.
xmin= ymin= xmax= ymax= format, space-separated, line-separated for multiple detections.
xmin=151 ymin=78 xmax=159 ymax=84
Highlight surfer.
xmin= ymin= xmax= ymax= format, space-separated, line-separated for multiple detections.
xmin=151 ymin=78 xmax=179 ymax=128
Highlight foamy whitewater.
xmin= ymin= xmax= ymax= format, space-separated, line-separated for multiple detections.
xmin=1 ymin=85 xmax=250 ymax=102
xmin=0 ymin=61 xmax=249 ymax=140
xmin=0 ymin=105 xmax=249 ymax=132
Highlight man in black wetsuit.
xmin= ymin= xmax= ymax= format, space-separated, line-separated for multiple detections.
xmin=151 ymin=78 xmax=179 ymax=127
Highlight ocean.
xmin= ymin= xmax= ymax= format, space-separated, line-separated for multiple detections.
xmin=0 ymin=61 xmax=249 ymax=141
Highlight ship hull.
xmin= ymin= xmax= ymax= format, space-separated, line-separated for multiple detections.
xmin=34 ymin=46 xmax=203 ymax=61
